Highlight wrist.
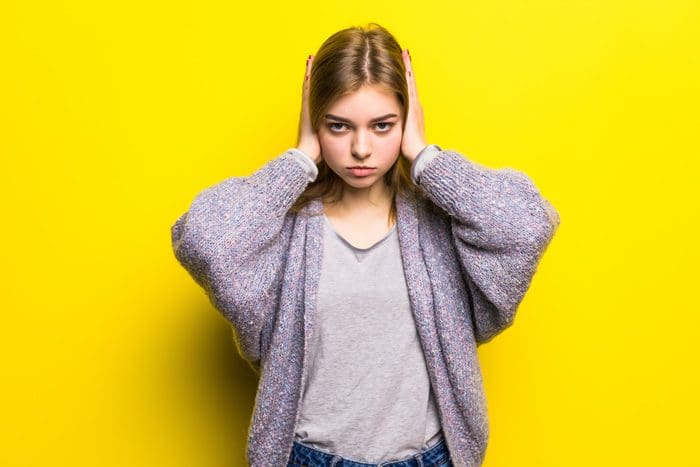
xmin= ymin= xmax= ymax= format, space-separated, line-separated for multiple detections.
xmin=296 ymin=145 xmax=321 ymax=164
xmin=404 ymin=142 xmax=429 ymax=162
xmin=410 ymin=144 xmax=442 ymax=184
xmin=288 ymin=148 xmax=319 ymax=182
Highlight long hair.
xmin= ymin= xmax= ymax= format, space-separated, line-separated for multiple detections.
xmin=289 ymin=23 xmax=421 ymax=224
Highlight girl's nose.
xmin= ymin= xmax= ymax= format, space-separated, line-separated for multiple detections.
xmin=351 ymin=130 xmax=371 ymax=159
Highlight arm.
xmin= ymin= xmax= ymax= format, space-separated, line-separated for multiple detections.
xmin=413 ymin=147 xmax=561 ymax=345
xmin=170 ymin=149 xmax=314 ymax=363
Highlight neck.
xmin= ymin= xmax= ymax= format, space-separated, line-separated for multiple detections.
xmin=325 ymin=180 xmax=393 ymax=219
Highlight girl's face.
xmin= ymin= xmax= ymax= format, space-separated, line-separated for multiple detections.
xmin=318 ymin=84 xmax=403 ymax=191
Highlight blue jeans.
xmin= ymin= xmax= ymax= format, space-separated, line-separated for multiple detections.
xmin=287 ymin=436 xmax=453 ymax=467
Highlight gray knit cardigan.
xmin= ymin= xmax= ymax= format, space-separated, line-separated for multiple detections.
xmin=171 ymin=148 xmax=560 ymax=466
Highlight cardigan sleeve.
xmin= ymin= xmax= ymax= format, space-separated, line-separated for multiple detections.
xmin=410 ymin=144 xmax=442 ymax=184
xmin=170 ymin=149 xmax=311 ymax=363
xmin=415 ymin=149 xmax=560 ymax=345
xmin=287 ymin=147 xmax=319 ymax=182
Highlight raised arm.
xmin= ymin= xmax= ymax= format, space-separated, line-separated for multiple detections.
xmin=171 ymin=150 xmax=313 ymax=364
xmin=414 ymin=148 xmax=560 ymax=345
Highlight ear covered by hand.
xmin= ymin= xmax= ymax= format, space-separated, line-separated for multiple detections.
xmin=400 ymin=49 xmax=428 ymax=162
xmin=296 ymin=54 xmax=322 ymax=164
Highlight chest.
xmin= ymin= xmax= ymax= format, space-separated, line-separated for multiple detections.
xmin=323 ymin=214 xmax=396 ymax=250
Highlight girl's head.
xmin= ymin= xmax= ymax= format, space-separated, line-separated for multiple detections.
xmin=291 ymin=23 xmax=419 ymax=219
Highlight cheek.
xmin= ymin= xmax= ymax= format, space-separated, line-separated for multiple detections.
xmin=319 ymin=134 xmax=345 ymax=155
xmin=378 ymin=130 xmax=403 ymax=152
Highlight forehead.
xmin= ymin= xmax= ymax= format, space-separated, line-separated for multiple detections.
xmin=326 ymin=84 xmax=402 ymax=121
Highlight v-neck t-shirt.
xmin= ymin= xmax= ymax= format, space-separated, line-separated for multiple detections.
xmin=293 ymin=213 xmax=443 ymax=463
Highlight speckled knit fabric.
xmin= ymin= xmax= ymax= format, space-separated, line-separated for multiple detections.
xmin=171 ymin=148 xmax=560 ymax=467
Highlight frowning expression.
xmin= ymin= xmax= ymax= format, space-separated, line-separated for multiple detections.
xmin=318 ymin=84 xmax=403 ymax=190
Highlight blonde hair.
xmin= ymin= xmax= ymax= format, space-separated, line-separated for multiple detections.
xmin=289 ymin=23 xmax=421 ymax=224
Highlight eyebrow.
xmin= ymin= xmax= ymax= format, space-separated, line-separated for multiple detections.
xmin=324 ymin=113 xmax=399 ymax=124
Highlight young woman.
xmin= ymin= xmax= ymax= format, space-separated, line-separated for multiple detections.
xmin=171 ymin=23 xmax=560 ymax=467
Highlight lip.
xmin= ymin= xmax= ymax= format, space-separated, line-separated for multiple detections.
xmin=348 ymin=167 xmax=377 ymax=177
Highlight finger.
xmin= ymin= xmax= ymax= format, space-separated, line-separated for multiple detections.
xmin=303 ymin=55 xmax=312 ymax=92
xmin=306 ymin=55 xmax=314 ymax=81
xmin=402 ymin=49 xmax=412 ymax=80
xmin=404 ymin=49 xmax=412 ymax=73
xmin=402 ymin=50 xmax=417 ymax=103
xmin=406 ymin=50 xmax=420 ymax=101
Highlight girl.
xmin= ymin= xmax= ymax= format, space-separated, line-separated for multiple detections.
xmin=171 ymin=23 xmax=560 ymax=467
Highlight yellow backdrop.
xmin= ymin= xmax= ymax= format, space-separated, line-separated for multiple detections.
xmin=2 ymin=0 xmax=698 ymax=465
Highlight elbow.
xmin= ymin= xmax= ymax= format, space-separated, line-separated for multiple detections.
xmin=518 ymin=198 xmax=560 ymax=265
xmin=171 ymin=211 xmax=199 ymax=268
xmin=501 ymin=169 xmax=560 ymax=249
xmin=540 ymin=198 xmax=561 ymax=248
xmin=517 ymin=171 xmax=560 ymax=250
xmin=171 ymin=211 xmax=188 ymax=252
xmin=170 ymin=211 xmax=212 ymax=290
xmin=543 ymin=198 xmax=561 ymax=235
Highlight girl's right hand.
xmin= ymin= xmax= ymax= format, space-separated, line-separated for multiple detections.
xmin=296 ymin=55 xmax=322 ymax=164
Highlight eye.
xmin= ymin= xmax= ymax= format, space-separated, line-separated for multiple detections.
xmin=374 ymin=122 xmax=394 ymax=132
xmin=327 ymin=122 xmax=348 ymax=133
xmin=326 ymin=121 xmax=395 ymax=134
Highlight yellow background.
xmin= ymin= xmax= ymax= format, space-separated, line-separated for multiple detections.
xmin=2 ymin=0 xmax=698 ymax=465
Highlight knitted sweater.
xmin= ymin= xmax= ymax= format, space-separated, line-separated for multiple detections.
xmin=170 ymin=147 xmax=560 ymax=466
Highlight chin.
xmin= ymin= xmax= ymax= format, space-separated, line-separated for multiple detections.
xmin=340 ymin=174 xmax=385 ymax=189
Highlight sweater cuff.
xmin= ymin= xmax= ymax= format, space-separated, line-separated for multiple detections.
xmin=410 ymin=144 xmax=442 ymax=184
xmin=287 ymin=148 xmax=318 ymax=182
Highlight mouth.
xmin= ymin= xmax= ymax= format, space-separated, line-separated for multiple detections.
xmin=347 ymin=167 xmax=377 ymax=177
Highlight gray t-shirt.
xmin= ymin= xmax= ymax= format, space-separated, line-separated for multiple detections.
xmin=293 ymin=213 xmax=443 ymax=463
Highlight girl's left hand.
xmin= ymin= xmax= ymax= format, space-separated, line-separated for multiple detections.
xmin=400 ymin=49 xmax=428 ymax=162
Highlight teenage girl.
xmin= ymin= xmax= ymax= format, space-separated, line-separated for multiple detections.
xmin=171 ymin=23 xmax=560 ymax=467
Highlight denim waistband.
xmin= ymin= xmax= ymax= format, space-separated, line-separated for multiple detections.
xmin=288 ymin=435 xmax=451 ymax=467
